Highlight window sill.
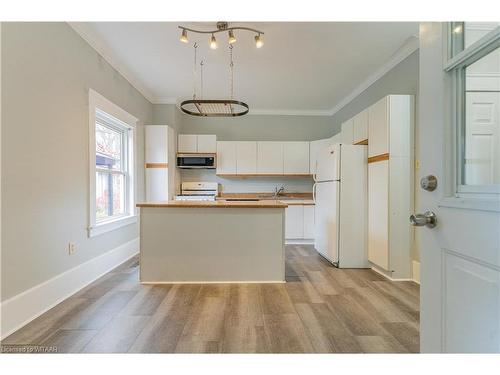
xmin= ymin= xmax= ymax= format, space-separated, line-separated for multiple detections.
xmin=88 ymin=215 xmax=138 ymax=238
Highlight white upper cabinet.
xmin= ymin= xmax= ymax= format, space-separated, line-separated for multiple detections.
xmin=257 ymin=142 xmax=284 ymax=174
xmin=368 ymin=97 xmax=389 ymax=157
xmin=178 ymin=134 xmax=198 ymax=153
xmin=197 ymin=135 xmax=217 ymax=153
xmin=145 ymin=126 xmax=168 ymax=163
xmin=236 ymin=141 xmax=257 ymax=174
xmin=178 ymin=134 xmax=217 ymax=153
xmin=283 ymin=142 xmax=310 ymax=174
xmin=216 ymin=141 xmax=237 ymax=175
xmin=341 ymin=119 xmax=354 ymax=145
xmin=353 ymin=109 xmax=369 ymax=144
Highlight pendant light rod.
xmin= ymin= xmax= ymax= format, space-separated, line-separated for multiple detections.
xmin=178 ymin=25 xmax=264 ymax=35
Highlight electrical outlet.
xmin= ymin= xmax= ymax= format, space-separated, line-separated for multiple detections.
xmin=68 ymin=242 xmax=76 ymax=255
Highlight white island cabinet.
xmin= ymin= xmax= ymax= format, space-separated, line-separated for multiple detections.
xmin=137 ymin=200 xmax=287 ymax=283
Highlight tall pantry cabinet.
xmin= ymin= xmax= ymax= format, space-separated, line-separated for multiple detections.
xmin=145 ymin=125 xmax=178 ymax=201
xmin=367 ymin=95 xmax=414 ymax=279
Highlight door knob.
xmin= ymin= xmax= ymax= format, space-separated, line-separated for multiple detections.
xmin=409 ymin=211 xmax=437 ymax=228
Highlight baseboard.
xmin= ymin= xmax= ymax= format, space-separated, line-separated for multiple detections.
xmin=370 ymin=264 xmax=415 ymax=283
xmin=412 ymin=260 xmax=421 ymax=284
xmin=141 ymin=280 xmax=286 ymax=284
xmin=0 ymin=238 xmax=139 ymax=340
xmin=285 ymin=239 xmax=314 ymax=245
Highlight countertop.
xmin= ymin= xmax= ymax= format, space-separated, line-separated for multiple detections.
xmin=136 ymin=200 xmax=288 ymax=208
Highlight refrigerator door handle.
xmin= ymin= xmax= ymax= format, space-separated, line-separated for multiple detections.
xmin=313 ymin=160 xmax=318 ymax=182
xmin=313 ymin=183 xmax=317 ymax=203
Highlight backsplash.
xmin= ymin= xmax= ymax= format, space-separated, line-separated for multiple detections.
xmin=180 ymin=169 xmax=314 ymax=194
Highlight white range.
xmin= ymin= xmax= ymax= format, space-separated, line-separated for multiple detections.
xmin=175 ymin=182 xmax=218 ymax=201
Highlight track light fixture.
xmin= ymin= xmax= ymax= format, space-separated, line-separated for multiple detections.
xmin=178 ymin=22 xmax=264 ymax=49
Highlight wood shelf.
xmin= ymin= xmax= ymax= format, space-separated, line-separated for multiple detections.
xmin=355 ymin=139 xmax=368 ymax=145
xmin=368 ymin=153 xmax=389 ymax=164
xmin=145 ymin=163 xmax=168 ymax=169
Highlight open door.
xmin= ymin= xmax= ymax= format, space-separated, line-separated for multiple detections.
xmin=418 ymin=23 xmax=500 ymax=353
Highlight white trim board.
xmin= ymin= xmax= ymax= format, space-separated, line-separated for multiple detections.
xmin=370 ymin=264 xmax=416 ymax=283
xmin=0 ymin=238 xmax=139 ymax=340
xmin=412 ymin=260 xmax=421 ymax=284
xmin=285 ymin=239 xmax=315 ymax=245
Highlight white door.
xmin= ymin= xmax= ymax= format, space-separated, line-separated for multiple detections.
xmin=419 ymin=23 xmax=500 ymax=353
xmin=464 ymin=92 xmax=500 ymax=185
xmin=315 ymin=144 xmax=340 ymax=182
xmin=236 ymin=141 xmax=257 ymax=174
xmin=314 ymin=181 xmax=339 ymax=263
xmin=283 ymin=142 xmax=309 ymax=174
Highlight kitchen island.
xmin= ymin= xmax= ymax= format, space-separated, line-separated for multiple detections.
xmin=136 ymin=200 xmax=288 ymax=283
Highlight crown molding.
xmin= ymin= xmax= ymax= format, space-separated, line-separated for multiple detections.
xmin=68 ymin=22 xmax=157 ymax=104
xmin=326 ymin=35 xmax=419 ymax=117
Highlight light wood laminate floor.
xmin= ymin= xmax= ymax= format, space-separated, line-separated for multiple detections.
xmin=1 ymin=245 xmax=420 ymax=353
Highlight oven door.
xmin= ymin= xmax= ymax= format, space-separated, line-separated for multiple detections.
xmin=177 ymin=154 xmax=216 ymax=169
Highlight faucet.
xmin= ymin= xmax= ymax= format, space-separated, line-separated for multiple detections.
xmin=273 ymin=185 xmax=285 ymax=198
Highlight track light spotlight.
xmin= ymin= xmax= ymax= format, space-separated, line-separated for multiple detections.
xmin=228 ymin=30 xmax=237 ymax=44
xmin=255 ymin=33 xmax=263 ymax=48
xmin=180 ymin=29 xmax=188 ymax=43
xmin=210 ymin=34 xmax=218 ymax=49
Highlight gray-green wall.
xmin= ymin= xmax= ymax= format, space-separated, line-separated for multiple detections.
xmin=1 ymin=23 xmax=153 ymax=301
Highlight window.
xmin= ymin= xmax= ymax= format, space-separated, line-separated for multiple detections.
xmin=445 ymin=23 xmax=500 ymax=197
xmin=88 ymin=90 xmax=137 ymax=237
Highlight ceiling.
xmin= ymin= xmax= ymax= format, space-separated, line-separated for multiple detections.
xmin=71 ymin=22 xmax=418 ymax=114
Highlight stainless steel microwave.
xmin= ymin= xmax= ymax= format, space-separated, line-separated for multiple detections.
xmin=177 ymin=154 xmax=216 ymax=169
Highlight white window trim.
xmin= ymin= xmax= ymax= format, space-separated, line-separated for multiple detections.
xmin=440 ymin=23 xmax=500 ymax=212
xmin=88 ymin=89 xmax=138 ymax=237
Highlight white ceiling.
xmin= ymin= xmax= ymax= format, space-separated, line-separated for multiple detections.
xmin=71 ymin=22 xmax=418 ymax=114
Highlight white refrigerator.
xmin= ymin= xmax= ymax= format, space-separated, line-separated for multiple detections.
xmin=313 ymin=143 xmax=369 ymax=268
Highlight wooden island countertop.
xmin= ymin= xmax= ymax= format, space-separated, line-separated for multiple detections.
xmin=136 ymin=200 xmax=288 ymax=208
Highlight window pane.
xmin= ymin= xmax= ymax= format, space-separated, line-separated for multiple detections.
xmin=463 ymin=46 xmax=500 ymax=186
xmin=96 ymin=171 xmax=126 ymax=220
xmin=450 ymin=22 xmax=500 ymax=58
xmin=96 ymin=122 xmax=122 ymax=171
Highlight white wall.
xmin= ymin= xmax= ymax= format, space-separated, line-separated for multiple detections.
xmin=1 ymin=23 xmax=153 ymax=301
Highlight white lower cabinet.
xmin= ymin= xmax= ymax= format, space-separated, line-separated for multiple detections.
xmin=285 ymin=204 xmax=315 ymax=240
xmin=303 ymin=205 xmax=315 ymax=239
